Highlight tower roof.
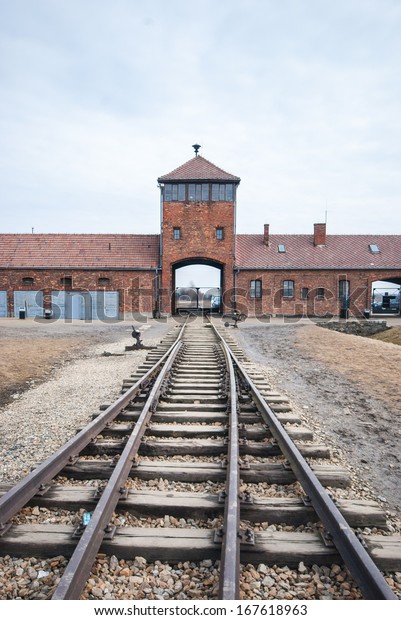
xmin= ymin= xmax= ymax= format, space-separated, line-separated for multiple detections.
xmin=158 ymin=155 xmax=240 ymax=183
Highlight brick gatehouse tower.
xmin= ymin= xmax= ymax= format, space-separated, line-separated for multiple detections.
xmin=157 ymin=146 xmax=241 ymax=315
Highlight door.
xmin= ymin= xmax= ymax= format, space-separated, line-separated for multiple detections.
xmin=14 ymin=291 xmax=44 ymax=318
xmin=0 ymin=291 xmax=7 ymax=317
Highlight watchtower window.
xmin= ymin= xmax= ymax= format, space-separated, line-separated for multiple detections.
xmin=164 ymin=184 xmax=185 ymax=201
xmin=216 ymin=227 xmax=224 ymax=240
xmin=211 ymin=184 xmax=234 ymax=201
xmin=188 ymin=184 xmax=202 ymax=201
xmin=164 ymin=182 xmax=234 ymax=202
xmin=173 ymin=228 xmax=181 ymax=240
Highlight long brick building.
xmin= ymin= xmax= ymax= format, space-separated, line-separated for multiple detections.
xmin=0 ymin=151 xmax=400 ymax=319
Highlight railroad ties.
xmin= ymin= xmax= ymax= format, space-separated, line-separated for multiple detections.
xmin=0 ymin=318 xmax=400 ymax=600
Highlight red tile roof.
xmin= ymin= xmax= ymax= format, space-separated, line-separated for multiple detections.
xmin=0 ymin=234 xmax=160 ymax=269
xmin=1 ymin=233 xmax=400 ymax=272
xmin=236 ymin=234 xmax=401 ymax=270
xmin=158 ymin=155 xmax=240 ymax=182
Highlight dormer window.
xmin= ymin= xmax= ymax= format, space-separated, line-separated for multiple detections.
xmin=369 ymin=244 xmax=380 ymax=254
xmin=278 ymin=244 xmax=286 ymax=253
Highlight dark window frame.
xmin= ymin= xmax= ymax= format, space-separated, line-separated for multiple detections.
xmin=317 ymin=287 xmax=325 ymax=300
xmin=60 ymin=276 xmax=73 ymax=288
xmin=338 ymin=279 xmax=350 ymax=299
xmin=301 ymin=287 xmax=309 ymax=300
xmin=164 ymin=182 xmax=235 ymax=202
xmin=98 ymin=277 xmax=111 ymax=286
xmin=282 ymin=280 xmax=294 ymax=298
xmin=22 ymin=277 xmax=34 ymax=285
xmin=173 ymin=227 xmax=181 ymax=240
xmin=216 ymin=227 xmax=224 ymax=240
xmin=250 ymin=279 xmax=262 ymax=299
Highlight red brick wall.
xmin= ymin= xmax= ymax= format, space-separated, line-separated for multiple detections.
xmin=0 ymin=269 xmax=157 ymax=317
xmin=161 ymin=200 xmax=236 ymax=312
xmin=236 ymin=269 xmax=401 ymax=318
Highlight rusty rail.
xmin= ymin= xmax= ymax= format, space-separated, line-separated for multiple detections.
xmin=216 ymin=336 xmax=241 ymax=599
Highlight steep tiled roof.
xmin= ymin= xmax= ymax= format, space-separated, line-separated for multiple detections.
xmin=236 ymin=234 xmax=401 ymax=270
xmin=158 ymin=155 xmax=240 ymax=182
xmin=0 ymin=234 xmax=160 ymax=269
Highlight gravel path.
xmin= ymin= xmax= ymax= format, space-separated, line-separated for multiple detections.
xmin=0 ymin=320 xmax=171 ymax=483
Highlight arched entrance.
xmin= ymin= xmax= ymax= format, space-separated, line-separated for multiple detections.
xmin=371 ymin=278 xmax=401 ymax=315
xmin=172 ymin=258 xmax=224 ymax=314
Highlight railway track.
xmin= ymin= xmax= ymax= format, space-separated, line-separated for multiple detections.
xmin=0 ymin=317 xmax=400 ymax=600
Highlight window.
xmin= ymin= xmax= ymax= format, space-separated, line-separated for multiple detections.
xmin=250 ymin=280 xmax=262 ymax=298
xmin=301 ymin=287 xmax=309 ymax=300
xmin=226 ymin=184 xmax=233 ymax=201
xmin=317 ymin=287 xmax=325 ymax=299
xmin=338 ymin=280 xmax=350 ymax=299
xmin=278 ymin=244 xmax=286 ymax=253
xmin=283 ymin=280 xmax=294 ymax=298
xmin=202 ymin=184 xmax=209 ymax=200
xmin=164 ymin=182 xmax=234 ymax=202
xmin=98 ymin=277 xmax=110 ymax=286
xmin=61 ymin=276 xmax=73 ymax=288
xmin=216 ymin=227 xmax=224 ymax=240
xmin=369 ymin=243 xmax=380 ymax=254
xmin=211 ymin=184 xmax=234 ymax=201
xmin=22 ymin=277 xmax=34 ymax=285
xmin=173 ymin=227 xmax=181 ymax=240
xmin=164 ymin=184 xmax=185 ymax=201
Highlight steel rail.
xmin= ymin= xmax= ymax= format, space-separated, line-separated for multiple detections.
xmin=52 ymin=337 xmax=184 ymax=600
xmin=218 ymin=328 xmax=397 ymax=600
xmin=0 ymin=322 xmax=186 ymax=530
xmin=217 ymin=337 xmax=241 ymax=600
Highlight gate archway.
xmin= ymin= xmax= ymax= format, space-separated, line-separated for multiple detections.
xmin=371 ymin=278 xmax=401 ymax=315
xmin=172 ymin=258 xmax=224 ymax=314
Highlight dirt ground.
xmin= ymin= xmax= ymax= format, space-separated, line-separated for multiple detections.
xmin=234 ymin=318 xmax=401 ymax=515
xmin=0 ymin=318 xmax=156 ymax=408
xmin=371 ymin=325 xmax=401 ymax=345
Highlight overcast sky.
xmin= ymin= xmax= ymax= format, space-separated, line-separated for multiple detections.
xmin=1 ymin=0 xmax=401 ymax=236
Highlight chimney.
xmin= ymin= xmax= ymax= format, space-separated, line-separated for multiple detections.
xmin=314 ymin=223 xmax=326 ymax=246
xmin=264 ymin=224 xmax=270 ymax=246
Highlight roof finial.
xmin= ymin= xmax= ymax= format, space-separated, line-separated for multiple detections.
xmin=192 ymin=143 xmax=201 ymax=156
